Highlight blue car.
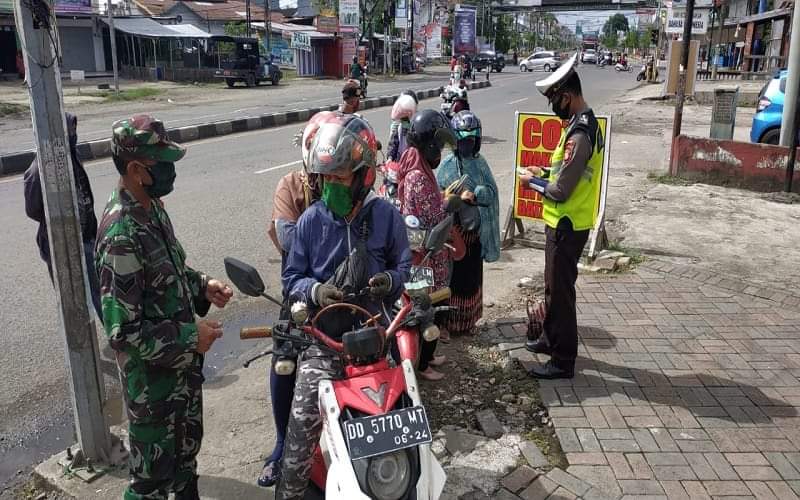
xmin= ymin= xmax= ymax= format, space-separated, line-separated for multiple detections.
xmin=750 ymin=69 xmax=786 ymax=144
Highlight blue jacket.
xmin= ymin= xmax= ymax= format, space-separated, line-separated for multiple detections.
xmin=283 ymin=193 xmax=412 ymax=318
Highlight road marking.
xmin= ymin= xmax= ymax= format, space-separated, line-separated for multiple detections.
xmin=255 ymin=160 xmax=302 ymax=175
xmin=508 ymin=97 xmax=529 ymax=105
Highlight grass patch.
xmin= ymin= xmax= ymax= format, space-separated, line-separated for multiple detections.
xmin=607 ymin=240 xmax=646 ymax=266
xmin=523 ymin=427 xmax=568 ymax=469
xmin=647 ymin=171 xmax=694 ymax=186
xmin=86 ymin=87 xmax=164 ymax=102
xmin=0 ymin=101 xmax=28 ymax=117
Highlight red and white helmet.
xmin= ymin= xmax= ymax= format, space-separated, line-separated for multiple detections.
xmin=391 ymin=94 xmax=417 ymax=121
xmin=301 ymin=111 xmax=340 ymax=169
xmin=307 ymin=114 xmax=379 ymax=176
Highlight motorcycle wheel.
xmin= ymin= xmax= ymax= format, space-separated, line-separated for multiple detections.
xmin=225 ymin=78 xmax=235 ymax=88
xmin=636 ymin=74 xmax=644 ymax=81
xmin=272 ymin=74 xmax=280 ymax=85
xmin=246 ymin=73 xmax=256 ymax=87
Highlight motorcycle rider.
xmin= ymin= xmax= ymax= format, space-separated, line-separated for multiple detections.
xmin=349 ymin=55 xmax=366 ymax=93
xmin=397 ymin=109 xmax=457 ymax=375
xmin=387 ymin=94 xmax=418 ymax=162
xmin=277 ymin=114 xmax=412 ymax=499
xmin=340 ymin=79 xmax=363 ymax=114
xmin=259 ymin=111 xmax=338 ymax=488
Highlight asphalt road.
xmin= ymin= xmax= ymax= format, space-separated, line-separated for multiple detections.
xmin=0 ymin=65 xmax=637 ymax=492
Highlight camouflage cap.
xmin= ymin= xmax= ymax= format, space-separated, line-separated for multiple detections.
xmin=111 ymin=114 xmax=186 ymax=163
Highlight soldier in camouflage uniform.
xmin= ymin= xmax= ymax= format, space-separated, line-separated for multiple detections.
xmin=95 ymin=115 xmax=233 ymax=500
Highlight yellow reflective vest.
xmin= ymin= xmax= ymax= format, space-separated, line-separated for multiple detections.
xmin=542 ymin=110 xmax=604 ymax=231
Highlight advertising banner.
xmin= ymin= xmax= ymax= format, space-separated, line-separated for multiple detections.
xmin=666 ymin=8 xmax=709 ymax=34
xmin=427 ymin=23 xmax=442 ymax=59
xmin=453 ymin=5 xmax=476 ymax=55
xmin=395 ymin=0 xmax=408 ymax=29
xmin=317 ymin=15 xmax=339 ymax=33
xmin=512 ymin=112 xmax=611 ymax=229
xmin=291 ymin=32 xmax=311 ymax=51
xmin=280 ymin=49 xmax=295 ymax=67
xmin=55 ymin=0 xmax=91 ymax=14
xmin=342 ymin=37 xmax=357 ymax=72
xmin=339 ymin=0 xmax=359 ymax=29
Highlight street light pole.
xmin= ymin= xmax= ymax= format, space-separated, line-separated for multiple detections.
xmin=13 ymin=0 xmax=112 ymax=463
xmin=651 ymin=0 xmax=664 ymax=82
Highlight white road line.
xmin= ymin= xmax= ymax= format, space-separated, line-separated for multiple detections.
xmin=255 ymin=160 xmax=302 ymax=175
xmin=508 ymin=97 xmax=529 ymax=105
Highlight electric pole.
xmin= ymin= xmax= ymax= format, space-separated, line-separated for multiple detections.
xmin=669 ymin=0 xmax=696 ymax=174
xmin=14 ymin=0 xmax=112 ymax=464
xmin=780 ymin=0 xmax=800 ymax=147
xmin=107 ymin=0 xmax=119 ymax=94
xmin=246 ymin=0 xmax=252 ymax=37
xmin=264 ymin=0 xmax=271 ymax=53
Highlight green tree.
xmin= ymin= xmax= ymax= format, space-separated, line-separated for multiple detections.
xmin=602 ymin=13 xmax=629 ymax=39
xmin=224 ymin=22 xmax=248 ymax=37
xmin=624 ymin=30 xmax=639 ymax=50
xmin=600 ymin=33 xmax=618 ymax=49
xmin=494 ymin=15 xmax=511 ymax=53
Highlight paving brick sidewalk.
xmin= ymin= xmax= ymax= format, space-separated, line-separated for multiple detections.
xmin=488 ymin=265 xmax=800 ymax=500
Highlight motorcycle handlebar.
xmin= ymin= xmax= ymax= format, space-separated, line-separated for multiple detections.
xmin=240 ymin=326 xmax=273 ymax=340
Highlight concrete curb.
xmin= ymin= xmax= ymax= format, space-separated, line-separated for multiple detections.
xmin=0 ymin=81 xmax=492 ymax=177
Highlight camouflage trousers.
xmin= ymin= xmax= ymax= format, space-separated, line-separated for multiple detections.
xmin=123 ymin=366 xmax=204 ymax=500
xmin=276 ymin=345 xmax=343 ymax=500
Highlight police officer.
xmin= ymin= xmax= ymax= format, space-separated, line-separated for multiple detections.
xmin=96 ymin=114 xmax=233 ymax=499
xmin=518 ymin=54 xmax=605 ymax=380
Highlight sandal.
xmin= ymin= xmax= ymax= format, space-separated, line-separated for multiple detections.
xmin=439 ymin=329 xmax=451 ymax=343
xmin=429 ymin=355 xmax=447 ymax=367
xmin=418 ymin=367 xmax=445 ymax=381
xmin=257 ymin=459 xmax=281 ymax=487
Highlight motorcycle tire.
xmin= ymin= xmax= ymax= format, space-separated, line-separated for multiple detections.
xmin=636 ymin=74 xmax=644 ymax=81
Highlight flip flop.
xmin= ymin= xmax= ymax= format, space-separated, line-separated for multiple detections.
xmin=429 ymin=355 xmax=448 ymax=367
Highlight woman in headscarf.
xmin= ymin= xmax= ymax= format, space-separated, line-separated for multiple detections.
xmin=437 ymin=110 xmax=500 ymax=336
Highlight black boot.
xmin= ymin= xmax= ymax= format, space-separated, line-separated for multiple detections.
xmin=525 ymin=337 xmax=551 ymax=354
xmin=175 ymin=475 xmax=200 ymax=500
xmin=529 ymin=359 xmax=574 ymax=380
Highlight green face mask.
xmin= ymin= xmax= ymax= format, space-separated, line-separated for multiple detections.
xmin=321 ymin=180 xmax=353 ymax=218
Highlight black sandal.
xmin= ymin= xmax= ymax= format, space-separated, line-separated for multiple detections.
xmin=257 ymin=459 xmax=281 ymax=487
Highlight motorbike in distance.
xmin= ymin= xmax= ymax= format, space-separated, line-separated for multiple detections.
xmin=615 ymin=61 xmax=631 ymax=72
xmin=225 ymin=219 xmax=458 ymax=499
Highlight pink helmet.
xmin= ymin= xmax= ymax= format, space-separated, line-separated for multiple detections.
xmin=391 ymin=94 xmax=417 ymax=121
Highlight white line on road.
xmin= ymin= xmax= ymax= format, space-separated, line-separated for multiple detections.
xmin=255 ymin=160 xmax=302 ymax=175
xmin=508 ymin=97 xmax=529 ymax=105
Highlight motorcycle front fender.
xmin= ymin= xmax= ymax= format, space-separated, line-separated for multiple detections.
xmin=395 ymin=328 xmax=420 ymax=366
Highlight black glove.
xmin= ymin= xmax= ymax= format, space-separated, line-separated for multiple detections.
xmin=368 ymin=272 xmax=392 ymax=298
xmin=314 ymin=284 xmax=343 ymax=307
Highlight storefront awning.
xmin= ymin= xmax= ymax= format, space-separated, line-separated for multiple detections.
xmin=104 ymin=18 xmax=213 ymax=38
xmin=251 ymin=21 xmax=333 ymax=39
xmin=723 ymin=7 xmax=792 ymax=26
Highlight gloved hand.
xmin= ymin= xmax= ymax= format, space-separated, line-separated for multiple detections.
xmin=444 ymin=194 xmax=463 ymax=213
xmin=314 ymin=284 xmax=343 ymax=307
xmin=368 ymin=272 xmax=392 ymax=298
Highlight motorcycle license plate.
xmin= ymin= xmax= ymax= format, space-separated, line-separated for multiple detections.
xmin=407 ymin=266 xmax=434 ymax=289
xmin=343 ymin=406 xmax=432 ymax=460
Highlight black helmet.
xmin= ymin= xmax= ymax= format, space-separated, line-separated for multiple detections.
xmin=400 ymin=89 xmax=419 ymax=104
xmin=353 ymin=56 xmax=358 ymax=63
xmin=407 ymin=109 xmax=456 ymax=168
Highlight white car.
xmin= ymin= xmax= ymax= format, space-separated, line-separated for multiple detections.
xmin=519 ymin=51 xmax=561 ymax=72
xmin=582 ymin=49 xmax=598 ymax=64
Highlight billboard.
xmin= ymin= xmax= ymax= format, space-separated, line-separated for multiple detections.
xmin=55 ymin=0 xmax=92 ymax=14
xmin=427 ymin=23 xmax=442 ymax=59
xmin=395 ymin=0 xmax=408 ymax=29
xmin=453 ymin=5 xmax=476 ymax=55
xmin=666 ymin=8 xmax=709 ymax=34
xmin=339 ymin=0 xmax=359 ymax=29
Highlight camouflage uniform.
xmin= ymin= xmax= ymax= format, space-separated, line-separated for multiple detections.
xmin=96 ymin=116 xmax=209 ymax=500
xmin=275 ymin=345 xmax=343 ymax=500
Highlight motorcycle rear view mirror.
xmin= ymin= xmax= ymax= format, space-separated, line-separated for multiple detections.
xmin=224 ymin=257 xmax=266 ymax=297
xmin=425 ymin=215 xmax=454 ymax=252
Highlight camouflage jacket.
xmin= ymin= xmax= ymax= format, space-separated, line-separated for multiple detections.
xmin=96 ymin=187 xmax=209 ymax=375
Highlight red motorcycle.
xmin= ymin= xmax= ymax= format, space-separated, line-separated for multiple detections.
xmin=224 ymin=220 xmax=455 ymax=499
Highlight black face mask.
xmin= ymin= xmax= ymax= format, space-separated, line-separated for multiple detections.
xmin=144 ymin=162 xmax=177 ymax=199
xmin=552 ymin=93 xmax=572 ymax=120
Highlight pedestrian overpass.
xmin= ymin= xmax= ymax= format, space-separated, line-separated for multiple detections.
xmin=492 ymin=0 xmax=659 ymax=12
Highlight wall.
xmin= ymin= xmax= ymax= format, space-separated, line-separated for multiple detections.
xmin=671 ymin=135 xmax=799 ymax=193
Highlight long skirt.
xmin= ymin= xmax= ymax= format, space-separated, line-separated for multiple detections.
xmin=447 ymin=230 xmax=483 ymax=335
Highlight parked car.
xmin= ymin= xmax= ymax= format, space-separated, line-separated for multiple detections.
xmin=474 ymin=51 xmax=505 ymax=72
xmin=750 ymin=69 xmax=786 ymax=144
xmin=519 ymin=51 xmax=561 ymax=72
xmin=581 ymin=49 xmax=598 ymax=64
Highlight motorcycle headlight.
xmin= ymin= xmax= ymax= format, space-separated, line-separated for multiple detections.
xmin=406 ymin=228 xmax=426 ymax=249
xmin=422 ymin=324 xmax=440 ymax=342
xmin=367 ymin=451 xmax=411 ymax=500
xmin=291 ymin=302 xmax=309 ymax=324
xmin=274 ymin=359 xmax=296 ymax=376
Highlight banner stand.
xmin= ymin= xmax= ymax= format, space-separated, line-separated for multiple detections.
xmin=502 ymin=111 xmax=612 ymax=261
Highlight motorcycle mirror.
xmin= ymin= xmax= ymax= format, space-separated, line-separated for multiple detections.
xmin=425 ymin=215 xmax=454 ymax=252
xmin=224 ymin=257 xmax=266 ymax=297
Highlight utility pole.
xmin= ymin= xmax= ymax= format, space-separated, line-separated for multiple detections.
xmin=779 ymin=0 xmax=800 ymax=147
xmin=245 ymin=0 xmax=252 ymax=37
xmin=670 ymin=0 xmax=695 ymax=174
xmin=107 ymin=0 xmax=119 ymax=94
xmin=13 ymin=0 xmax=112 ymax=464
xmin=651 ymin=0 xmax=664 ymax=82
xmin=264 ymin=0 xmax=271 ymax=54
